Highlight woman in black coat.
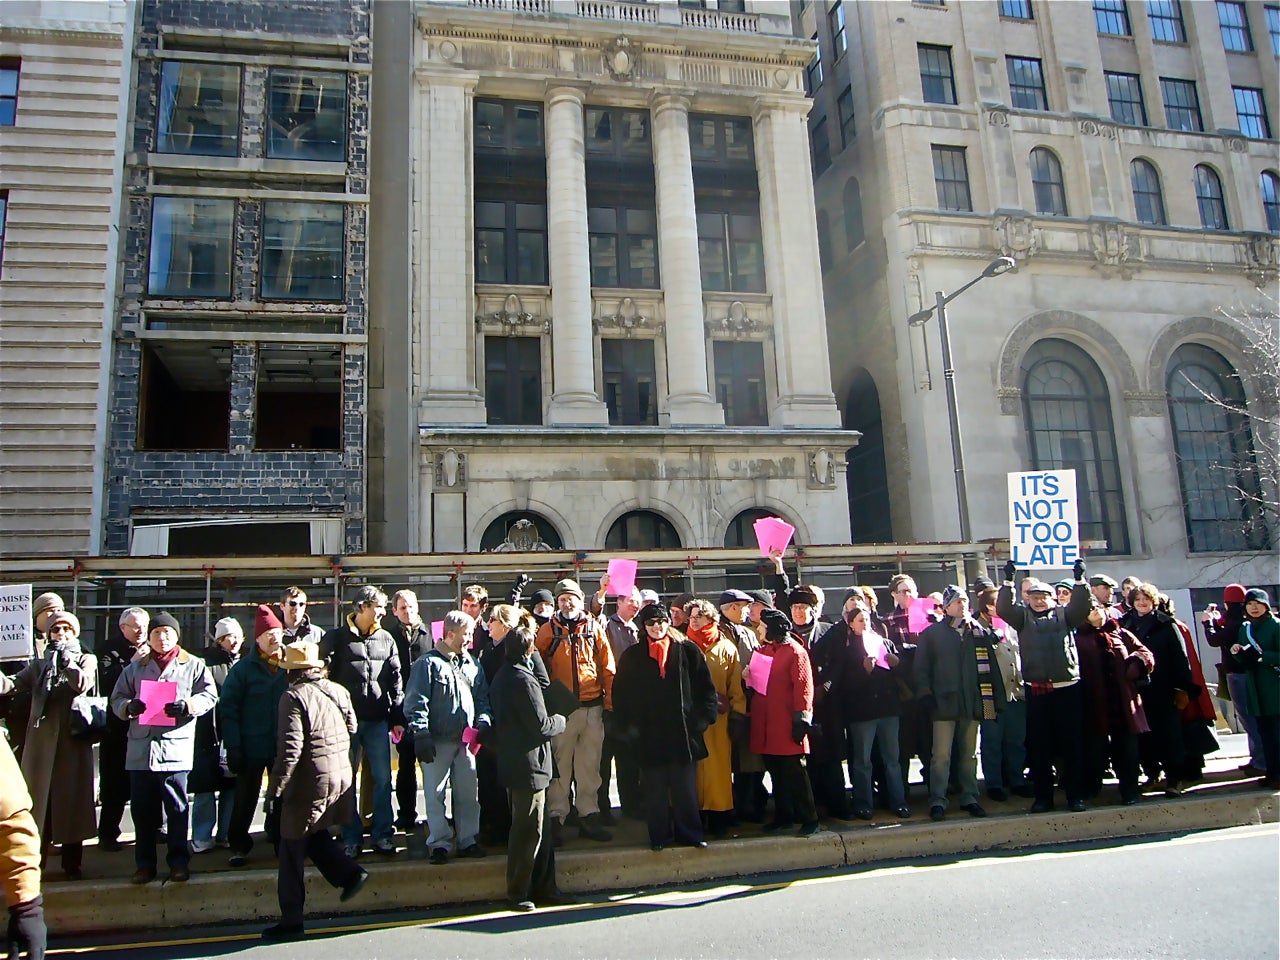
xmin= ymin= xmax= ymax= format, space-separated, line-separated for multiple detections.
xmin=612 ymin=604 xmax=719 ymax=851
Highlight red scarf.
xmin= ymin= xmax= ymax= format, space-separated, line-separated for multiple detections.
xmin=648 ymin=637 xmax=670 ymax=678
xmin=151 ymin=645 xmax=180 ymax=673
xmin=687 ymin=621 xmax=718 ymax=653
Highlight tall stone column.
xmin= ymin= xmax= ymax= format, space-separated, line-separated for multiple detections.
xmin=751 ymin=97 xmax=841 ymax=427
xmin=651 ymin=92 xmax=723 ymax=425
xmin=415 ymin=66 xmax=485 ymax=424
xmin=545 ymin=84 xmax=609 ymax=425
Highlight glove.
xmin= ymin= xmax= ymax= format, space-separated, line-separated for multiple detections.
xmin=264 ymin=795 xmax=277 ymax=818
xmin=7 ymin=896 xmax=46 ymax=960
xmin=1002 ymin=560 xmax=1017 ymax=583
xmin=728 ymin=713 xmax=749 ymax=744
xmin=413 ymin=732 xmax=435 ymax=764
xmin=1073 ymin=558 xmax=1086 ymax=582
xmin=1172 ymin=689 xmax=1190 ymax=711
xmin=514 ymin=573 xmax=531 ymax=590
xmin=475 ymin=722 xmax=496 ymax=748
xmin=125 ymin=698 xmax=146 ymax=718
xmin=918 ymin=693 xmax=938 ymax=718
xmin=163 ymin=700 xmax=190 ymax=719
xmin=716 ymin=692 xmax=730 ymax=715
xmin=790 ymin=712 xmax=812 ymax=745
xmin=225 ymin=747 xmax=244 ymax=775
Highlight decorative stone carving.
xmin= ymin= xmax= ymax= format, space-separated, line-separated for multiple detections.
xmin=986 ymin=108 xmax=1010 ymax=128
xmin=997 ymin=310 xmax=1141 ymax=409
xmin=476 ymin=293 xmax=551 ymax=335
xmin=996 ymin=386 xmax=1022 ymax=416
xmin=438 ymin=39 xmax=458 ymax=61
xmin=435 ymin=448 xmax=466 ymax=488
xmin=705 ymin=300 xmax=770 ymax=338
xmin=1090 ymin=221 xmax=1130 ymax=268
xmin=773 ymin=68 xmax=790 ymax=89
xmin=1246 ymin=233 xmax=1279 ymax=288
xmin=603 ymin=36 xmax=637 ymax=81
xmin=593 ymin=297 xmax=663 ymax=336
xmin=1225 ymin=136 xmax=1247 ymax=154
xmin=490 ymin=518 xmax=555 ymax=552
xmin=808 ymin=448 xmax=835 ymax=488
xmin=1123 ymin=391 xmax=1168 ymax=418
xmin=1079 ymin=118 xmax=1117 ymax=140
xmin=993 ymin=214 xmax=1038 ymax=262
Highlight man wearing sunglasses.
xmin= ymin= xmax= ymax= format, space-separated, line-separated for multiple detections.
xmin=280 ymin=588 xmax=324 ymax=646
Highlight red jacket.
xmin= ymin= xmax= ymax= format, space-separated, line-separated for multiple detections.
xmin=748 ymin=639 xmax=814 ymax=757
xmin=1174 ymin=619 xmax=1216 ymax=724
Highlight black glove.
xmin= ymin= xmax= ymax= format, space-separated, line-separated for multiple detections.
xmin=728 ymin=713 xmax=749 ymax=744
xmin=225 ymin=747 xmax=244 ymax=775
xmin=163 ymin=700 xmax=190 ymax=719
xmin=716 ymin=692 xmax=730 ymax=715
xmin=790 ymin=712 xmax=811 ymax=745
xmin=514 ymin=573 xmax=531 ymax=590
xmin=474 ymin=722 xmax=496 ymax=748
xmin=1073 ymin=557 xmax=1086 ymax=582
xmin=413 ymin=732 xmax=435 ymax=764
xmin=1002 ymin=560 xmax=1017 ymax=583
xmin=919 ymin=693 xmax=938 ymax=717
xmin=7 ymin=896 xmax=46 ymax=960
xmin=125 ymin=698 xmax=146 ymax=718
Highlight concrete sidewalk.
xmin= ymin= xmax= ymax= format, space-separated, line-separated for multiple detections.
xmin=45 ymin=753 xmax=1278 ymax=936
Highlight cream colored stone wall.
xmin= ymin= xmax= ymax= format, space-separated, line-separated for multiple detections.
xmin=0 ymin=2 xmax=131 ymax=558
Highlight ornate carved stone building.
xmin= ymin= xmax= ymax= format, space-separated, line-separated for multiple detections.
xmin=803 ymin=0 xmax=1277 ymax=591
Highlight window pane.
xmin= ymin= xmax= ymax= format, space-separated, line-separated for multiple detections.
xmin=1234 ymin=87 xmax=1271 ymax=139
xmin=932 ymin=145 xmax=972 ymax=211
xmin=1000 ymin=0 xmax=1033 ymax=19
xmin=1147 ymin=0 xmax=1186 ymax=42
xmin=714 ymin=340 xmax=768 ymax=426
xmin=516 ymin=230 xmax=547 ymax=284
xmin=918 ymin=44 xmax=957 ymax=105
xmin=1130 ymin=159 xmax=1166 ymax=224
xmin=1195 ymin=165 xmax=1228 ymax=229
xmin=261 ymin=201 xmax=344 ymax=300
xmin=156 ymin=61 xmax=240 ymax=157
xmin=586 ymin=108 xmax=612 ymax=152
xmin=1262 ymin=171 xmax=1280 ymax=232
xmin=589 ymin=234 xmax=618 ymax=287
xmin=514 ymin=104 xmax=542 ymax=147
xmin=627 ymin=235 xmax=657 ymax=288
xmin=1030 ymin=148 xmax=1067 ymax=216
xmin=148 ymin=197 xmax=234 ymax=297
xmin=1106 ymin=72 xmax=1147 ymax=125
xmin=475 ymin=100 xmax=506 ymax=146
xmin=1217 ymin=0 xmax=1254 ymax=51
xmin=266 ymin=69 xmax=346 ymax=161
xmin=1093 ymin=0 xmax=1131 ymax=35
xmin=1160 ymin=77 xmax=1202 ymax=132
xmin=602 ymin=339 xmax=657 ymax=426
xmin=486 ymin=336 xmax=542 ymax=425
xmin=1008 ymin=57 xmax=1047 ymax=110
xmin=699 ymin=236 xmax=728 ymax=290
xmin=475 ymin=229 xmax=506 ymax=283
xmin=725 ymin=118 xmax=753 ymax=162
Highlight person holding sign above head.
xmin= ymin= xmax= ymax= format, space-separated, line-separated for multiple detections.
xmin=109 ymin=612 xmax=217 ymax=885
xmin=997 ymin=560 xmax=1091 ymax=814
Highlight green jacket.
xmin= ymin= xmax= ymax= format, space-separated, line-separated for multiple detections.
xmin=1240 ymin=613 xmax=1280 ymax=718
xmin=219 ymin=645 xmax=289 ymax=764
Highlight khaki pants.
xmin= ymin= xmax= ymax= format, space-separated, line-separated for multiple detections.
xmin=547 ymin=704 xmax=603 ymax=821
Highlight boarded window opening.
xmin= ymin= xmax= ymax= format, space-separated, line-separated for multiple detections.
xmin=255 ymin=345 xmax=342 ymax=450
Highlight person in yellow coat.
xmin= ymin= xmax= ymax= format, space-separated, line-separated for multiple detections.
xmin=0 ymin=732 xmax=45 ymax=959
xmin=683 ymin=599 xmax=747 ymax=838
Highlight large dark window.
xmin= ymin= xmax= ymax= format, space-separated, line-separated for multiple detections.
xmin=261 ymin=201 xmax=344 ymax=301
xmin=806 ymin=34 xmax=823 ymax=93
xmin=485 ymin=336 xmax=542 ymax=425
xmin=255 ymin=345 xmax=341 ymax=450
xmin=586 ymin=107 xmax=650 ymax=158
xmin=1105 ymin=72 xmax=1147 ymax=126
xmin=1093 ymin=0 xmax=1131 ymax=35
xmin=475 ymin=99 xmax=543 ymax=150
xmin=829 ymin=0 xmax=847 ymax=58
xmin=1268 ymin=5 xmax=1280 ymax=54
xmin=697 ymin=210 xmax=764 ymax=293
xmin=918 ymin=44 xmax=957 ymax=105
xmin=689 ymin=115 xmax=754 ymax=166
xmin=811 ymin=116 xmax=831 ymax=175
xmin=837 ymin=85 xmax=856 ymax=147
xmin=586 ymin=107 xmax=657 ymax=289
xmin=475 ymin=201 xmax=547 ymax=285
xmin=1030 ymin=147 xmax=1068 ymax=216
xmin=0 ymin=58 xmax=18 ymax=126
xmin=148 ymin=197 xmax=234 ymax=298
xmin=1007 ymin=57 xmax=1048 ymax=111
xmin=1234 ymin=87 xmax=1271 ymax=139
xmin=1160 ymin=77 xmax=1202 ymax=132
xmin=713 ymin=340 xmax=768 ymax=427
xmin=1262 ymin=170 xmax=1280 ymax=232
xmin=1130 ymin=159 xmax=1166 ymax=224
xmin=1146 ymin=0 xmax=1186 ymax=42
xmin=139 ymin=342 xmax=231 ymax=450
xmin=480 ymin=512 xmax=563 ymax=552
xmin=266 ymin=69 xmax=346 ymax=162
xmin=602 ymin=339 xmax=657 ymax=426
xmin=843 ymin=177 xmax=865 ymax=249
xmin=155 ymin=61 xmax=240 ymax=157
xmin=724 ymin=508 xmax=785 ymax=549
xmin=1217 ymin=0 xmax=1254 ymax=51
xmin=1167 ymin=344 xmax=1268 ymax=552
xmin=0 ymin=191 xmax=7 ymax=276
xmin=1022 ymin=339 xmax=1128 ymax=554
xmin=588 ymin=206 xmax=657 ymax=288
xmin=606 ymin=510 xmax=680 ymax=550
xmin=691 ymin=115 xmax=761 ymax=292
xmin=475 ymin=98 xmax=547 ymax=286
xmin=931 ymin=145 xmax=972 ymax=211
xmin=1195 ymin=165 xmax=1229 ymax=229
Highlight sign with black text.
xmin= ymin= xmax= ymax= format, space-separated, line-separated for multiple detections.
xmin=1008 ymin=470 xmax=1079 ymax=570
xmin=0 ymin=584 xmax=33 ymax=661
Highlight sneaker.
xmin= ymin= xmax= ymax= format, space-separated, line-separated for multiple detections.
xmin=340 ymin=867 xmax=369 ymax=903
xmin=429 ymin=847 xmax=449 ymax=865
xmin=962 ymin=803 xmax=987 ymax=819
xmin=373 ymin=837 xmax=398 ymax=856
xmin=853 ymin=809 xmax=873 ymax=821
xmin=262 ymin=923 xmax=306 ymax=941
xmin=228 ymin=852 xmax=248 ymax=868
xmin=191 ymin=839 xmax=215 ymax=854
xmin=457 ymin=843 xmax=487 ymax=859
xmin=929 ymin=805 xmax=946 ymax=822
xmin=578 ymin=813 xmax=612 ymax=842
xmin=894 ymin=805 xmax=912 ymax=818
xmin=343 ymin=843 xmax=362 ymax=860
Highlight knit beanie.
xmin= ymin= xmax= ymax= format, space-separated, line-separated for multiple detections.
xmin=33 ymin=592 xmax=64 ymax=621
xmin=759 ymin=607 xmax=792 ymax=640
xmin=636 ymin=603 xmax=670 ymax=627
xmin=1244 ymin=588 xmax=1271 ymax=607
xmin=149 ymin=611 xmax=181 ymax=640
xmin=255 ymin=604 xmax=283 ymax=639
xmin=553 ymin=578 xmax=584 ymax=602
xmin=1223 ymin=583 xmax=1247 ymax=604
xmin=214 ymin=617 xmax=242 ymax=641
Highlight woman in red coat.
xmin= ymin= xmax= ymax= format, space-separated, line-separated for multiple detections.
xmin=748 ymin=608 xmax=818 ymax=836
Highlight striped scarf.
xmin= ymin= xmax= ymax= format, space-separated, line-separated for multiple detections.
xmin=974 ymin=638 xmax=997 ymax=721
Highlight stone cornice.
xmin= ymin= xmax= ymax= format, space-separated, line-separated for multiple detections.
xmin=0 ymin=21 xmax=125 ymax=46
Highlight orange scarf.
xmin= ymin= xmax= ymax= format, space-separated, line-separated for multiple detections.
xmin=648 ymin=637 xmax=670 ymax=678
xmin=687 ymin=621 xmax=718 ymax=653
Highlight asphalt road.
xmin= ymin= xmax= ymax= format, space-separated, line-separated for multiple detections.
xmin=58 ymin=823 xmax=1278 ymax=960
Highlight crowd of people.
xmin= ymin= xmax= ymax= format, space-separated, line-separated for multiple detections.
xmin=0 ymin=560 xmax=1276 ymax=944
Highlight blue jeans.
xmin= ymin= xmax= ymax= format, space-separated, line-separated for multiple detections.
xmin=980 ymin=698 xmax=1028 ymax=790
xmin=191 ymin=788 xmax=233 ymax=845
xmin=1226 ymin=671 xmax=1266 ymax=770
xmin=421 ymin=739 xmax=480 ymax=852
xmin=849 ymin=717 xmax=905 ymax=811
xmin=343 ymin=719 xmax=394 ymax=847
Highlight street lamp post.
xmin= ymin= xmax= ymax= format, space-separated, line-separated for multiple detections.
xmin=907 ymin=256 xmax=1016 ymax=544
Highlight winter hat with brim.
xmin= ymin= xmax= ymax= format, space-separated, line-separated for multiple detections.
xmin=280 ymin=640 xmax=325 ymax=670
xmin=1244 ymin=588 xmax=1271 ymax=607
xmin=33 ymin=592 xmax=64 ymax=621
xmin=1026 ymin=580 xmax=1054 ymax=595
xmin=788 ymin=585 xmax=820 ymax=608
xmin=47 ymin=610 xmax=80 ymax=636
xmin=759 ymin=607 xmax=793 ymax=638
xmin=745 ymin=589 xmax=774 ymax=607
xmin=1054 ymin=580 xmax=1074 ymax=591
xmin=1089 ymin=574 xmax=1118 ymax=588
xmin=636 ymin=603 xmax=670 ymax=627
xmin=149 ymin=611 xmax=181 ymax=639
xmin=639 ymin=589 xmax=661 ymax=605
xmin=941 ymin=585 xmax=966 ymax=609
xmin=255 ymin=604 xmax=283 ymax=639
xmin=553 ymin=578 xmax=585 ymax=601
xmin=1223 ymin=583 xmax=1247 ymax=604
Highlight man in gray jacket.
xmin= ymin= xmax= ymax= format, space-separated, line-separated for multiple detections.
xmin=109 ymin=612 xmax=217 ymax=885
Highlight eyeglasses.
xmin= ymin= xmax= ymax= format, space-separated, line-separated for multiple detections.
xmin=49 ymin=624 xmax=74 ymax=634
xmin=286 ymin=600 xmax=306 ymax=607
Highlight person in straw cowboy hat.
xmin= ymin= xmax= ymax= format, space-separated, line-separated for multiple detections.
xmin=262 ymin=640 xmax=368 ymax=941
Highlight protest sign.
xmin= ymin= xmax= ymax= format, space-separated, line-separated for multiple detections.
xmin=138 ymin=679 xmax=178 ymax=727
xmin=1008 ymin=469 xmax=1079 ymax=570
xmin=752 ymin=516 xmax=795 ymax=557
xmin=0 ymin=584 xmax=33 ymax=661
xmin=605 ymin=558 xmax=638 ymax=597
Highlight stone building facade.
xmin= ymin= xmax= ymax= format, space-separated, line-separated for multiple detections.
xmin=802 ymin=0 xmax=1277 ymax=590
xmin=0 ymin=1 xmax=132 ymax=559
xmin=403 ymin=0 xmax=858 ymax=553
xmin=103 ymin=0 xmax=371 ymax=557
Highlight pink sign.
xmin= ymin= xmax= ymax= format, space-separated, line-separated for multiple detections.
xmin=906 ymin=597 xmax=936 ymax=635
xmin=752 ymin=516 xmax=796 ymax=558
xmin=745 ymin=651 xmax=774 ymax=694
xmin=992 ymin=614 xmax=1010 ymax=633
xmin=431 ymin=620 xmax=444 ymax=641
xmin=137 ymin=679 xmax=178 ymax=727
xmin=606 ymin=558 xmax=638 ymax=597
xmin=862 ymin=632 xmax=890 ymax=670
xmin=462 ymin=725 xmax=482 ymax=756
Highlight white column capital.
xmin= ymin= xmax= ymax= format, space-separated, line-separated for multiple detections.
xmin=544 ymin=82 xmax=590 ymax=107
xmin=649 ymin=90 xmax=695 ymax=115
xmin=750 ymin=94 xmax=812 ymax=124
xmin=414 ymin=65 xmax=480 ymax=91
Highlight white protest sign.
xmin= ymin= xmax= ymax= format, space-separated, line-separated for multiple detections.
xmin=0 ymin=584 xmax=33 ymax=661
xmin=1008 ymin=470 xmax=1079 ymax=570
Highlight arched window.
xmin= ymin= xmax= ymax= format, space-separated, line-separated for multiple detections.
xmin=605 ymin=510 xmax=680 ymax=550
xmin=1262 ymin=170 xmax=1280 ymax=234
xmin=1030 ymin=147 xmax=1068 ymax=216
xmin=817 ymin=209 xmax=832 ymax=273
xmin=844 ymin=369 xmax=892 ymax=543
xmin=842 ymin=177 xmax=865 ymax=250
xmin=480 ymin=511 xmax=564 ymax=552
xmin=1166 ymin=344 xmax=1269 ymax=552
xmin=1021 ymin=339 xmax=1128 ymax=554
xmin=1130 ymin=159 xmax=1166 ymax=225
xmin=1194 ymin=164 xmax=1228 ymax=229
xmin=723 ymin=508 xmax=792 ymax=549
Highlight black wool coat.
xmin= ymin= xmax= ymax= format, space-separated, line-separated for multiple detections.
xmin=612 ymin=635 xmax=719 ymax=769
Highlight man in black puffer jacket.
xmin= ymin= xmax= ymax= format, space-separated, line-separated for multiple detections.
xmin=320 ymin=586 xmax=404 ymax=859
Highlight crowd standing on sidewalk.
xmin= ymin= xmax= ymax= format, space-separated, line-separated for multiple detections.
xmin=0 ymin=560 xmax=1277 ymax=943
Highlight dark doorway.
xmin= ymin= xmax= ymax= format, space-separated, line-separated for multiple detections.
xmin=844 ymin=369 xmax=893 ymax=543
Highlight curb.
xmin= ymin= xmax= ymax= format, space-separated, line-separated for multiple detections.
xmin=46 ymin=787 xmax=1278 ymax=936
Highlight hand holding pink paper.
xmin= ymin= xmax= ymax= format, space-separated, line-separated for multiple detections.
xmin=431 ymin=620 xmax=444 ymax=641
xmin=907 ymin=597 xmax=936 ymax=634
xmin=751 ymin=516 xmax=796 ymax=558
xmin=605 ymin=558 xmax=638 ymax=597
xmin=862 ymin=633 xmax=890 ymax=670
xmin=745 ymin=651 xmax=774 ymax=694
xmin=138 ymin=679 xmax=178 ymax=727
xmin=462 ymin=726 xmax=482 ymax=755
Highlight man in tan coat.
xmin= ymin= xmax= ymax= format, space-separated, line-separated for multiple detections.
xmin=263 ymin=641 xmax=368 ymax=941
xmin=0 ymin=733 xmax=45 ymax=959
